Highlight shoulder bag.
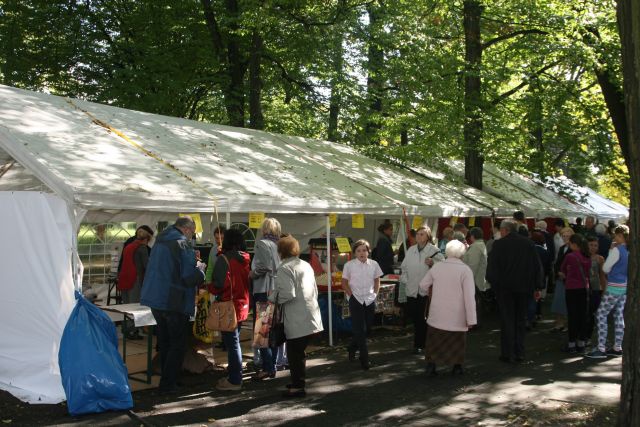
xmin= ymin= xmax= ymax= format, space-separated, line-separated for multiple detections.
xmin=205 ymin=255 xmax=238 ymax=332
xmin=268 ymin=293 xmax=286 ymax=347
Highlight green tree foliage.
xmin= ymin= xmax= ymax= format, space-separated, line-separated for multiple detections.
xmin=0 ymin=0 xmax=629 ymax=202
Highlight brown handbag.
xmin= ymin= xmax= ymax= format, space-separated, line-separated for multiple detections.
xmin=205 ymin=255 xmax=238 ymax=332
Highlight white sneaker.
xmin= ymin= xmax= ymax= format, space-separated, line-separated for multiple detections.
xmin=216 ymin=378 xmax=242 ymax=391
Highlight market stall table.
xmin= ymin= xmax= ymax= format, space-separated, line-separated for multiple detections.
xmin=99 ymin=303 xmax=156 ymax=384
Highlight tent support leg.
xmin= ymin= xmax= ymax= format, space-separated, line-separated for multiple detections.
xmin=327 ymin=215 xmax=333 ymax=347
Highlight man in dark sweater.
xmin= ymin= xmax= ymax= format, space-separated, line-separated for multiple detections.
xmin=486 ymin=219 xmax=541 ymax=363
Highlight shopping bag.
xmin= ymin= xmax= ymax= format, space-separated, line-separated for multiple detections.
xmin=269 ymin=303 xmax=286 ymax=348
xmin=253 ymin=302 xmax=275 ymax=348
xmin=59 ymin=291 xmax=133 ymax=416
xmin=193 ymin=291 xmax=214 ymax=343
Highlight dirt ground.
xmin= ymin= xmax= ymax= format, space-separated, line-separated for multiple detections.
xmin=0 ymin=306 xmax=622 ymax=426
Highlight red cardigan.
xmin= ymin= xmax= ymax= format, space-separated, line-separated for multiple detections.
xmin=208 ymin=252 xmax=251 ymax=322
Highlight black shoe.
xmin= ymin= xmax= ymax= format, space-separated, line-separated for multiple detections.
xmin=499 ymin=356 xmax=513 ymax=363
xmin=425 ymin=363 xmax=437 ymax=376
xmin=158 ymin=386 xmax=180 ymax=395
xmin=361 ymin=360 xmax=371 ymax=370
xmin=514 ymin=356 xmax=525 ymax=363
xmin=451 ymin=364 xmax=464 ymax=375
xmin=576 ymin=346 xmax=585 ymax=354
xmin=563 ymin=345 xmax=577 ymax=354
xmin=606 ymin=348 xmax=623 ymax=357
xmin=126 ymin=333 xmax=144 ymax=341
xmin=282 ymin=389 xmax=306 ymax=398
xmin=348 ymin=350 xmax=356 ymax=362
xmin=413 ymin=347 xmax=423 ymax=355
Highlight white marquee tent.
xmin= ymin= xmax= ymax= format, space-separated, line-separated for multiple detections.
xmin=0 ymin=84 xmax=521 ymax=404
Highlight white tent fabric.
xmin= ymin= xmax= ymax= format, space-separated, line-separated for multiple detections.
xmin=0 ymin=84 xmax=506 ymax=217
xmin=0 ymin=192 xmax=76 ymax=404
xmin=533 ymin=175 xmax=628 ymax=221
xmin=439 ymin=161 xmax=597 ymax=218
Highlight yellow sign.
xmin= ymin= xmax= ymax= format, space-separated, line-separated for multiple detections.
xmin=352 ymin=214 xmax=365 ymax=229
xmin=412 ymin=215 xmax=424 ymax=229
xmin=249 ymin=212 xmax=265 ymax=229
xmin=468 ymin=217 xmax=476 ymax=226
xmin=449 ymin=216 xmax=459 ymax=226
xmin=329 ymin=213 xmax=337 ymax=228
xmin=179 ymin=213 xmax=203 ymax=233
xmin=335 ymin=237 xmax=352 ymax=253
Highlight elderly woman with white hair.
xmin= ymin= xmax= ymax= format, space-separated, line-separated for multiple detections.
xmin=419 ymin=240 xmax=477 ymax=376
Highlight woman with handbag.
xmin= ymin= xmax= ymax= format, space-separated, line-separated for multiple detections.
xmin=250 ymin=218 xmax=281 ymax=380
xmin=209 ymin=228 xmax=251 ymax=391
xmin=400 ymin=225 xmax=444 ymax=354
xmin=269 ymin=235 xmax=323 ymax=398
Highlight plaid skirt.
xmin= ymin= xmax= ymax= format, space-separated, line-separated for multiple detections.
xmin=425 ymin=325 xmax=467 ymax=365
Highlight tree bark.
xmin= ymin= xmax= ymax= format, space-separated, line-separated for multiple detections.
xmin=328 ymin=32 xmax=343 ymax=142
xmin=463 ymin=0 xmax=484 ymax=189
xmin=248 ymin=29 xmax=264 ymax=130
xmin=616 ymin=0 xmax=640 ymax=425
xmin=364 ymin=0 xmax=384 ymax=145
xmin=200 ymin=0 xmax=246 ymax=127
xmin=527 ymin=77 xmax=545 ymax=176
xmin=400 ymin=129 xmax=408 ymax=146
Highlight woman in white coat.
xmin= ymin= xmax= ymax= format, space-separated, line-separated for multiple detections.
xmin=270 ymin=235 xmax=323 ymax=398
xmin=400 ymin=226 xmax=444 ymax=354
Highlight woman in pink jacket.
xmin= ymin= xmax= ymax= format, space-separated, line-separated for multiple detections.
xmin=419 ymin=240 xmax=477 ymax=376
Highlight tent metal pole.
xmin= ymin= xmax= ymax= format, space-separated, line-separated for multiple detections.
xmin=326 ymin=214 xmax=333 ymax=346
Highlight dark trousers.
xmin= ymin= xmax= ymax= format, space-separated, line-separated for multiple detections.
xmin=496 ymin=291 xmax=528 ymax=360
xmin=254 ymin=292 xmax=276 ymax=374
xmin=348 ymin=297 xmax=375 ymax=364
xmin=406 ymin=295 xmax=428 ymax=349
xmin=586 ymin=290 xmax=602 ymax=340
xmin=287 ymin=335 xmax=310 ymax=389
xmin=565 ymin=288 xmax=589 ymax=344
xmin=151 ymin=308 xmax=189 ymax=391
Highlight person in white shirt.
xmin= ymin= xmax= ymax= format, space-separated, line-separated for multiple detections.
xmin=400 ymin=226 xmax=444 ymax=354
xmin=342 ymin=239 xmax=383 ymax=370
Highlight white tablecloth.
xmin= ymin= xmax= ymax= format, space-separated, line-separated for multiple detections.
xmin=99 ymin=303 xmax=156 ymax=327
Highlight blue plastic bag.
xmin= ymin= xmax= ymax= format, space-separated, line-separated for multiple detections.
xmin=59 ymin=291 xmax=133 ymax=416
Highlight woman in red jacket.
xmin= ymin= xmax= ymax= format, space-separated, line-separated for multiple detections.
xmin=560 ymin=234 xmax=591 ymax=354
xmin=209 ymin=228 xmax=250 ymax=391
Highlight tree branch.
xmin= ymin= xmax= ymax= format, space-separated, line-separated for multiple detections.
xmin=491 ymin=61 xmax=560 ymax=106
xmin=262 ymin=53 xmax=314 ymax=93
xmin=482 ymin=29 xmax=548 ymax=50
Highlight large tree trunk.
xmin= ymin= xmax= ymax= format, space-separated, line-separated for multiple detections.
xmin=248 ymin=29 xmax=264 ymax=130
xmin=200 ymin=0 xmax=246 ymax=128
xmin=328 ymin=32 xmax=343 ymax=142
xmin=617 ymin=0 xmax=640 ymax=425
xmin=463 ymin=0 xmax=484 ymax=189
xmin=224 ymin=0 xmax=246 ymax=128
xmin=364 ymin=0 xmax=384 ymax=145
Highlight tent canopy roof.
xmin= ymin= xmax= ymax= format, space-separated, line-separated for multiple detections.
xmin=0 ymin=85 xmax=511 ymax=217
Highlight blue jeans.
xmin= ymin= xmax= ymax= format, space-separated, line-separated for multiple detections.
xmin=151 ymin=309 xmax=188 ymax=391
xmin=222 ymin=324 xmax=243 ymax=385
xmin=254 ymin=293 xmax=276 ymax=374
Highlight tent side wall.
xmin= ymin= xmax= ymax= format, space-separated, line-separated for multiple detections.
xmin=0 ymin=192 xmax=76 ymax=404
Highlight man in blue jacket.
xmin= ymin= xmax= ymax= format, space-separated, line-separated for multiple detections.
xmin=141 ymin=217 xmax=205 ymax=393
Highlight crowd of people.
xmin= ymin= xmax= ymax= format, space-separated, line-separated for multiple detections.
xmin=116 ymin=211 xmax=628 ymax=397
